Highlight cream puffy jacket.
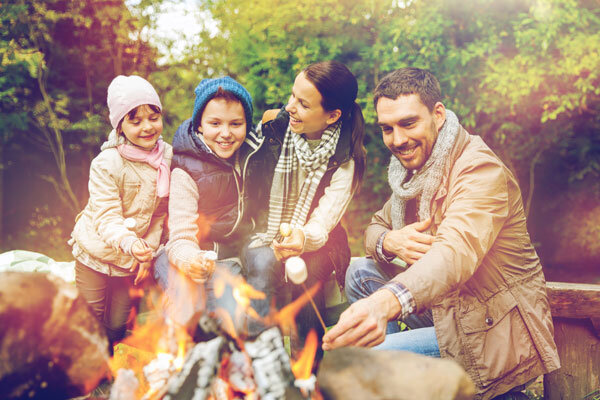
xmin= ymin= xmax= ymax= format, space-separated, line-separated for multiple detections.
xmin=70 ymin=132 xmax=173 ymax=276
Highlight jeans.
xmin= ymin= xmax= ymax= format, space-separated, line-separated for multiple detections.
xmin=242 ymin=244 xmax=333 ymax=353
xmin=75 ymin=261 xmax=133 ymax=345
xmin=345 ymin=257 xmax=439 ymax=357
xmin=154 ymin=249 xmax=243 ymax=331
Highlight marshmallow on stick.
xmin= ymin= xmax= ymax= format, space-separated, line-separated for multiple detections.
xmin=285 ymin=256 xmax=307 ymax=284
xmin=279 ymin=222 xmax=292 ymax=238
xmin=204 ymin=251 xmax=218 ymax=261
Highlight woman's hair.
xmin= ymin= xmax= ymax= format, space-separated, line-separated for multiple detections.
xmin=116 ymin=104 xmax=161 ymax=134
xmin=303 ymin=61 xmax=366 ymax=192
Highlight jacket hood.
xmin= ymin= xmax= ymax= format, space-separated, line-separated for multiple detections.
xmin=100 ymin=129 xmax=127 ymax=151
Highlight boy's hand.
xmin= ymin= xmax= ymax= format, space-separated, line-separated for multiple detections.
xmin=187 ymin=254 xmax=216 ymax=283
xmin=133 ymin=261 xmax=152 ymax=285
xmin=273 ymin=228 xmax=305 ymax=261
xmin=132 ymin=239 xmax=153 ymax=263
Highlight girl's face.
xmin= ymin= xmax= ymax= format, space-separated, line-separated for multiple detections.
xmin=285 ymin=72 xmax=341 ymax=140
xmin=120 ymin=104 xmax=163 ymax=150
xmin=198 ymin=98 xmax=247 ymax=159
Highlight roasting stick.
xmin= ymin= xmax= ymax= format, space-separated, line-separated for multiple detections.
xmin=280 ymin=223 xmax=327 ymax=331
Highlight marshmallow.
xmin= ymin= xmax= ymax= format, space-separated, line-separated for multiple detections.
xmin=124 ymin=218 xmax=137 ymax=230
xmin=279 ymin=223 xmax=292 ymax=237
xmin=285 ymin=256 xmax=307 ymax=284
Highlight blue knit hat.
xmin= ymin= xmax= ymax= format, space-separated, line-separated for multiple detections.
xmin=191 ymin=77 xmax=253 ymax=132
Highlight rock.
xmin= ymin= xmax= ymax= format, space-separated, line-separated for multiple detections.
xmin=317 ymin=347 xmax=475 ymax=400
xmin=0 ymin=271 xmax=109 ymax=399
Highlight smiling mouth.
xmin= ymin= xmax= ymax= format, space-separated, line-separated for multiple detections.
xmin=290 ymin=116 xmax=301 ymax=124
xmin=396 ymin=144 xmax=418 ymax=157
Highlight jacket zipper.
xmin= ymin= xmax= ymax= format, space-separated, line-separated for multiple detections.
xmin=223 ymin=136 xmax=264 ymax=238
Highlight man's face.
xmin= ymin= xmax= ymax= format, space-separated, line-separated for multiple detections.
xmin=377 ymin=94 xmax=446 ymax=171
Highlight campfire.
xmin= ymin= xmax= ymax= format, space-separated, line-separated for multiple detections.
xmin=106 ymin=268 xmax=322 ymax=400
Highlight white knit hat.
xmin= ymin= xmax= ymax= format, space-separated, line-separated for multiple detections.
xmin=107 ymin=75 xmax=162 ymax=128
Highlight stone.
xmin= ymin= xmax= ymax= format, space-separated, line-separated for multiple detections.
xmin=0 ymin=271 xmax=110 ymax=399
xmin=317 ymin=347 xmax=476 ymax=400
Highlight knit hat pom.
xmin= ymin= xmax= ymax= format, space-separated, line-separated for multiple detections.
xmin=107 ymin=75 xmax=162 ymax=129
xmin=191 ymin=76 xmax=253 ymax=132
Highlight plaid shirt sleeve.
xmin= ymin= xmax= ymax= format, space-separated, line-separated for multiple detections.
xmin=380 ymin=282 xmax=416 ymax=320
xmin=375 ymin=231 xmax=396 ymax=263
xmin=375 ymin=232 xmax=416 ymax=319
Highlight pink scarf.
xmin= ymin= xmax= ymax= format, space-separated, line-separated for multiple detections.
xmin=117 ymin=139 xmax=170 ymax=198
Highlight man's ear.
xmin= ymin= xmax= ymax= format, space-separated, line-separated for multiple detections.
xmin=433 ymin=102 xmax=446 ymax=132
xmin=326 ymin=109 xmax=342 ymax=125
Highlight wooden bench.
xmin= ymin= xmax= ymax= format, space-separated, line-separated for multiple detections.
xmin=544 ymin=281 xmax=600 ymax=400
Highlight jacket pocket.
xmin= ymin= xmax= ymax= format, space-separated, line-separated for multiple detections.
xmin=122 ymin=181 xmax=141 ymax=209
xmin=459 ymin=290 xmax=537 ymax=387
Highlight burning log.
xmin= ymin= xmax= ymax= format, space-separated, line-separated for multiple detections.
xmin=161 ymin=336 xmax=225 ymax=400
xmin=317 ymin=347 xmax=476 ymax=400
xmin=0 ymin=271 xmax=109 ymax=399
xmin=244 ymin=327 xmax=297 ymax=400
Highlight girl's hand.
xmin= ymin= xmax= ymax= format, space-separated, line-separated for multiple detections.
xmin=132 ymin=239 xmax=153 ymax=263
xmin=187 ymin=254 xmax=216 ymax=283
xmin=133 ymin=261 xmax=152 ymax=285
xmin=273 ymin=228 xmax=305 ymax=261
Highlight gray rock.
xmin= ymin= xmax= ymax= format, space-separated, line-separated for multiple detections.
xmin=0 ymin=271 xmax=109 ymax=399
xmin=317 ymin=347 xmax=476 ymax=400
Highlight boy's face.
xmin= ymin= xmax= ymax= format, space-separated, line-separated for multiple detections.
xmin=120 ymin=104 xmax=163 ymax=150
xmin=198 ymin=98 xmax=247 ymax=159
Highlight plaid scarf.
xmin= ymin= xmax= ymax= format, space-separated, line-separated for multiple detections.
xmin=251 ymin=121 xmax=341 ymax=247
xmin=388 ymin=109 xmax=459 ymax=231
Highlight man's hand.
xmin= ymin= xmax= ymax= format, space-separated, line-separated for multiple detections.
xmin=187 ymin=254 xmax=216 ymax=283
xmin=131 ymin=239 xmax=153 ymax=263
xmin=383 ymin=218 xmax=434 ymax=264
xmin=322 ymin=289 xmax=401 ymax=351
xmin=272 ymin=228 xmax=305 ymax=261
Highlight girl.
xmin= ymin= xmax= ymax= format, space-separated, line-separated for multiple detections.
xmin=244 ymin=60 xmax=366 ymax=352
xmin=70 ymin=75 xmax=172 ymax=345
xmin=154 ymin=77 xmax=263 ymax=331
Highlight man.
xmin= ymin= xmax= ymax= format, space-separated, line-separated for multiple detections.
xmin=322 ymin=68 xmax=559 ymax=399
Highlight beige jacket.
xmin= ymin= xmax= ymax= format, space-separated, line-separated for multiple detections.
xmin=366 ymin=126 xmax=560 ymax=399
xmin=70 ymin=133 xmax=173 ymax=276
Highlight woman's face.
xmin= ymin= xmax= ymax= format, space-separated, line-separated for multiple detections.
xmin=285 ymin=72 xmax=341 ymax=140
xmin=198 ymin=98 xmax=247 ymax=159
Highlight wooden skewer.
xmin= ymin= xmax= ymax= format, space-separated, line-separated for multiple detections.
xmin=301 ymin=282 xmax=327 ymax=331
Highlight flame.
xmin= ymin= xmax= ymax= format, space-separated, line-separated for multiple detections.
xmin=292 ymin=329 xmax=318 ymax=380
xmin=273 ymin=282 xmax=321 ymax=333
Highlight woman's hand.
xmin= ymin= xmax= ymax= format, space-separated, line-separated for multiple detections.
xmin=187 ymin=254 xmax=216 ymax=283
xmin=132 ymin=261 xmax=152 ymax=285
xmin=272 ymin=228 xmax=305 ymax=261
xmin=131 ymin=239 xmax=153 ymax=263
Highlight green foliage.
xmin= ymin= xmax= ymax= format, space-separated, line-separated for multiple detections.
xmin=2 ymin=0 xmax=600 ymax=265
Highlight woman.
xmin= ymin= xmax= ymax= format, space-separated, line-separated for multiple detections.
xmin=244 ymin=60 xmax=366 ymax=354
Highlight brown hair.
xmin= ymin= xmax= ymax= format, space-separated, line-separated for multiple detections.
xmin=373 ymin=67 xmax=442 ymax=111
xmin=303 ymin=61 xmax=366 ymax=192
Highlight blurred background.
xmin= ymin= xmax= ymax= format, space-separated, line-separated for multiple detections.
xmin=1 ymin=0 xmax=598 ymax=282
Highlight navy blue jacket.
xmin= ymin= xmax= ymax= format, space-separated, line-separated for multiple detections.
xmin=172 ymin=118 xmax=263 ymax=257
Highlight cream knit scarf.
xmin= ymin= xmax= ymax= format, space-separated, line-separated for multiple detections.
xmin=388 ymin=109 xmax=459 ymax=231
xmin=251 ymin=121 xmax=341 ymax=247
